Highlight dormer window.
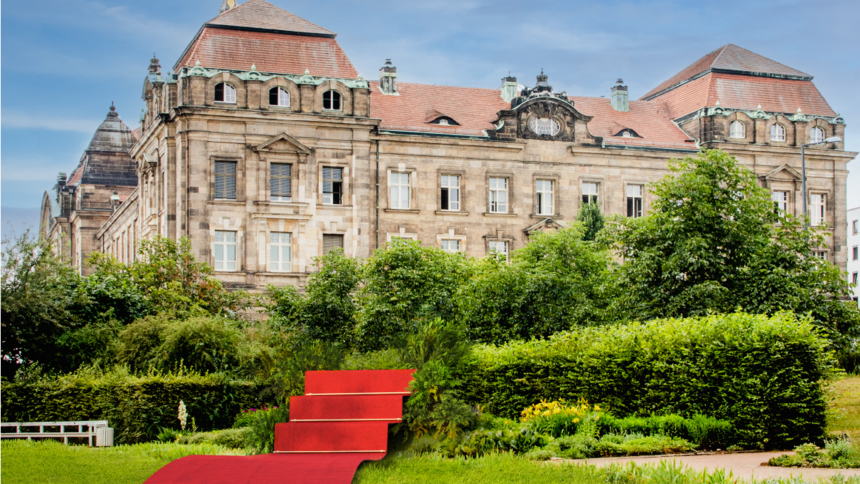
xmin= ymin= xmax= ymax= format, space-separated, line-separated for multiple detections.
xmin=269 ymin=87 xmax=290 ymax=107
xmin=430 ymin=116 xmax=458 ymax=126
xmin=215 ymin=83 xmax=236 ymax=104
xmin=770 ymin=124 xmax=786 ymax=142
xmin=810 ymin=127 xmax=825 ymax=144
xmin=621 ymin=131 xmax=633 ymax=138
xmin=323 ymin=90 xmax=342 ymax=111
xmin=614 ymin=128 xmax=640 ymax=138
xmin=730 ymin=121 xmax=745 ymax=139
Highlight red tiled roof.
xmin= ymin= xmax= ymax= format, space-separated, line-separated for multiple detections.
xmin=369 ymin=81 xmax=693 ymax=148
xmin=67 ymin=166 xmax=83 ymax=186
xmin=206 ymin=0 xmax=334 ymax=37
xmin=175 ymin=28 xmax=357 ymax=78
xmin=643 ymin=44 xmax=812 ymax=100
xmin=653 ymin=72 xmax=836 ymax=119
xmin=131 ymin=127 xmax=142 ymax=140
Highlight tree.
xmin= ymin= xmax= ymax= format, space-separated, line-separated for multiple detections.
xmin=607 ymin=149 xmax=859 ymax=344
xmin=576 ymin=201 xmax=605 ymax=242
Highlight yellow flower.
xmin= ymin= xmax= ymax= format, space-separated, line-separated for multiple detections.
xmin=573 ymin=418 xmax=580 ymax=423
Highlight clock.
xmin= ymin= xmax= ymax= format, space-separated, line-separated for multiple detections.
xmin=529 ymin=117 xmax=561 ymax=136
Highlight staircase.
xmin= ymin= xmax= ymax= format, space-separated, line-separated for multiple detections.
xmin=145 ymin=369 xmax=415 ymax=484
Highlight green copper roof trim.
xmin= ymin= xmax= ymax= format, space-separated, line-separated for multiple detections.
xmin=178 ymin=65 xmax=370 ymax=89
xmin=686 ymin=106 xmax=844 ymax=125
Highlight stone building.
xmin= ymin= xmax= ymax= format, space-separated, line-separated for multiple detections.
xmin=41 ymin=0 xmax=855 ymax=287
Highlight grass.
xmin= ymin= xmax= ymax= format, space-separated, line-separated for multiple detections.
xmin=830 ymin=375 xmax=860 ymax=439
xmin=0 ymin=439 xmax=245 ymax=484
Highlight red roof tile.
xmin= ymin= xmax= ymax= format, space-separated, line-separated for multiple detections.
xmin=643 ymin=44 xmax=812 ymax=100
xmin=175 ymin=28 xmax=357 ymax=78
xmin=369 ymin=81 xmax=693 ymax=148
xmin=652 ymin=72 xmax=836 ymax=119
xmin=206 ymin=0 xmax=334 ymax=37
xmin=67 ymin=166 xmax=83 ymax=186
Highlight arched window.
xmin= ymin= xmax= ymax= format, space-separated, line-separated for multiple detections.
xmin=269 ymin=87 xmax=290 ymax=107
xmin=215 ymin=83 xmax=236 ymax=104
xmin=730 ymin=121 xmax=745 ymax=139
xmin=323 ymin=90 xmax=342 ymax=111
xmin=810 ymin=127 xmax=825 ymax=144
xmin=770 ymin=124 xmax=786 ymax=142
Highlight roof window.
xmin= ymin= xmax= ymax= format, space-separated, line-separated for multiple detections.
xmin=269 ymin=87 xmax=290 ymax=107
xmin=430 ymin=116 xmax=459 ymax=126
xmin=770 ymin=124 xmax=786 ymax=142
xmin=323 ymin=90 xmax=342 ymax=111
xmin=614 ymin=128 xmax=640 ymax=138
xmin=730 ymin=121 xmax=745 ymax=139
xmin=215 ymin=83 xmax=236 ymax=104
xmin=810 ymin=127 xmax=825 ymax=144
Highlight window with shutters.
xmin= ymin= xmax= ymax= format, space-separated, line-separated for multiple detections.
xmin=214 ymin=161 xmax=237 ymax=200
xmin=488 ymin=177 xmax=508 ymax=213
xmin=582 ymin=182 xmax=599 ymax=205
xmin=323 ymin=90 xmax=342 ymax=111
xmin=390 ymin=172 xmax=411 ymax=209
xmin=627 ymin=185 xmax=643 ymax=218
xmin=215 ymin=83 xmax=236 ymax=104
xmin=322 ymin=167 xmax=343 ymax=205
xmin=772 ymin=191 xmax=789 ymax=213
xmin=214 ymin=231 xmax=237 ymax=271
xmin=441 ymin=239 xmax=460 ymax=253
xmin=269 ymin=232 xmax=291 ymax=272
xmin=270 ymin=163 xmax=292 ymax=202
xmin=810 ymin=193 xmax=826 ymax=226
xmin=323 ymin=234 xmax=344 ymax=255
xmin=440 ymin=175 xmax=460 ymax=211
xmin=269 ymin=87 xmax=290 ymax=107
xmin=536 ymin=180 xmax=553 ymax=215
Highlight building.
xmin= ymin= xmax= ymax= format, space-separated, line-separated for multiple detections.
xmin=41 ymin=0 xmax=855 ymax=289
xmin=849 ymin=207 xmax=860 ymax=307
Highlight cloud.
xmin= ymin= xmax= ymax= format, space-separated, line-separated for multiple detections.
xmin=2 ymin=111 xmax=101 ymax=134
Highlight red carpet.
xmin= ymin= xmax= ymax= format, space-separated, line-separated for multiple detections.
xmin=144 ymin=369 xmax=415 ymax=483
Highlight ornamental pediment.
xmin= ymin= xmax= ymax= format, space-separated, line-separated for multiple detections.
xmin=524 ymin=217 xmax=566 ymax=236
xmin=253 ymin=133 xmax=313 ymax=155
xmin=760 ymin=163 xmax=802 ymax=190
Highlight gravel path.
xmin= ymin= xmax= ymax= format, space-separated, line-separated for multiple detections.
xmin=558 ymin=452 xmax=860 ymax=480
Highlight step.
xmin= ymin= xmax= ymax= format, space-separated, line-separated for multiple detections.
xmin=273 ymin=422 xmax=389 ymax=453
xmin=289 ymin=395 xmax=405 ymax=423
xmin=304 ymin=369 xmax=415 ymax=396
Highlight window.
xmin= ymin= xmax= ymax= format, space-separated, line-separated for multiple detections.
xmin=730 ymin=121 xmax=745 ymax=139
xmin=853 ymin=220 xmax=859 ymax=235
xmin=582 ymin=182 xmax=599 ymax=205
xmin=627 ymin=185 xmax=644 ymax=218
xmin=322 ymin=167 xmax=343 ymax=205
xmin=269 ymin=87 xmax=290 ymax=107
xmin=812 ymin=250 xmax=827 ymax=261
xmin=270 ymin=163 xmax=291 ymax=202
xmin=440 ymin=175 xmax=460 ymax=211
xmin=770 ymin=124 xmax=786 ymax=142
xmin=621 ymin=131 xmax=633 ymax=138
xmin=214 ymin=161 xmax=237 ymax=200
xmin=441 ymin=239 xmax=460 ymax=253
xmin=214 ymin=231 xmax=237 ymax=271
xmin=810 ymin=193 xmax=826 ymax=226
xmin=323 ymin=234 xmax=344 ymax=255
xmin=269 ymin=232 xmax=291 ymax=272
xmin=853 ymin=246 xmax=859 ymax=261
xmin=489 ymin=177 xmax=508 ymax=213
xmin=323 ymin=90 xmax=342 ymax=111
xmin=772 ymin=191 xmax=789 ymax=213
xmin=810 ymin=127 xmax=825 ymax=144
xmin=488 ymin=240 xmax=509 ymax=260
xmin=853 ymin=272 xmax=859 ymax=285
xmin=390 ymin=172 xmax=410 ymax=209
xmin=214 ymin=83 xmax=236 ymax=104
xmin=536 ymin=180 xmax=554 ymax=215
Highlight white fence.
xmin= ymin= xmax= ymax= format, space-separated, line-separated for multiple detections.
xmin=0 ymin=421 xmax=113 ymax=446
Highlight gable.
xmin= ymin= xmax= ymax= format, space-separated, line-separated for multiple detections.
xmin=253 ymin=133 xmax=313 ymax=155
xmin=760 ymin=163 xmax=802 ymax=190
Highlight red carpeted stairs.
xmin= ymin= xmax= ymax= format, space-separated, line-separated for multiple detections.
xmin=145 ymin=369 xmax=415 ymax=484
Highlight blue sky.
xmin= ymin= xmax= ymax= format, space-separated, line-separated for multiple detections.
xmin=2 ymin=0 xmax=859 ymax=235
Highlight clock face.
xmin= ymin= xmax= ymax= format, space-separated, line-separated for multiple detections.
xmin=529 ymin=117 xmax=561 ymax=136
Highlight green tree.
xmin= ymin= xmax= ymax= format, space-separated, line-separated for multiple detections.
xmin=456 ymin=227 xmax=620 ymax=344
xmin=355 ymin=239 xmax=470 ymax=351
xmin=576 ymin=201 xmax=605 ymax=242
xmin=608 ymin=149 xmax=859 ymax=344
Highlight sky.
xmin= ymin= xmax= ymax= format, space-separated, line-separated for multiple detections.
xmin=2 ymin=0 xmax=859 ymax=237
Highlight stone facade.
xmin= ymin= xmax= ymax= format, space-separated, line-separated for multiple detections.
xmin=41 ymin=1 xmax=856 ymax=287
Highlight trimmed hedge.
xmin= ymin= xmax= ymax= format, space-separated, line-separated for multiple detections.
xmin=460 ymin=312 xmax=837 ymax=449
xmin=1 ymin=368 xmax=268 ymax=444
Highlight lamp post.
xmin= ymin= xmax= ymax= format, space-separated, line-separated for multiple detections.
xmin=801 ymin=136 xmax=842 ymax=225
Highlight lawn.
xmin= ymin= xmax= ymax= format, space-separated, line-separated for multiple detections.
xmin=830 ymin=375 xmax=860 ymax=439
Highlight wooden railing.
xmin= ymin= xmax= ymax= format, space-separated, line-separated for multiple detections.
xmin=0 ymin=421 xmax=111 ymax=446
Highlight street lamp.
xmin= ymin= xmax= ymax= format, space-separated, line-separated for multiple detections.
xmin=801 ymin=136 xmax=842 ymax=222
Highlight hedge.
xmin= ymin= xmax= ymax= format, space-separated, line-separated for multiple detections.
xmin=460 ymin=312 xmax=838 ymax=449
xmin=1 ymin=368 xmax=269 ymax=444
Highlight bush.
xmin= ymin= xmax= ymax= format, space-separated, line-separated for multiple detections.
xmin=1 ymin=366 xmax=268 ymax=444
xmin=176 ymin=428 xmax=251 ymax=449
xmin=769 ymin=438 xmax=860 ymax=469
xmin=598 ymin=414 xmax=734 ymax=449
xmin=246 ymin=405 xmax=289 ymax=454
xmin=461 ymin=312 xmax=836 ymax=449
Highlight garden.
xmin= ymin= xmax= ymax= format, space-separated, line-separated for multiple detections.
xmin=2 ymin=150 xmax=860 ymax=483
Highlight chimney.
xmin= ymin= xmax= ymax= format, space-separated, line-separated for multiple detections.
xmin=501 ymin=75 xmax=518 ymax=103
xmin=379 ymin=59 xmax=398 ymax=95
xmin=611 ymin=78 xmax=629 ymax=112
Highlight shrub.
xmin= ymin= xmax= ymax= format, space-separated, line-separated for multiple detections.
xmin=246 ymin=405 xmax=289 ymax=454
xmin=176 ymin=428 xmax=251 ymax=449
xmin=461 ymin=312 xmax=836 ymax=449
xmin=0 ymin=366 xmax=268 ymax=444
